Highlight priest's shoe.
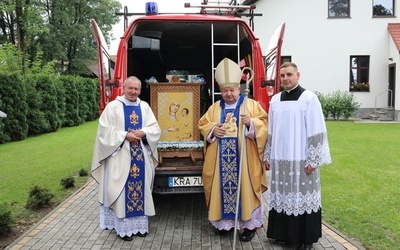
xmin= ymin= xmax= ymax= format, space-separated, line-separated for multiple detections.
xmin=297 ymin=243 xmax=313 ymax=250
xmin=275 ymin=239 xmax=287 ymax=244
xmin=239 ymin=229 xmax=256 ymax=242
xmin=135 ymin=232 xmax=148 ymax=237
xmin=214 ymin=228 xmax=229 ymax=235
xmin=119 ymin=235 xmax=133 ymax=241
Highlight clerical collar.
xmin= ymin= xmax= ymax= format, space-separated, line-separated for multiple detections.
xmin=285 ymin=84 xmax=299 ymax=93
xmin=117 ymin=96 xmax=140 ymax=106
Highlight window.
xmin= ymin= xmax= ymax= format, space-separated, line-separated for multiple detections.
xmin=281 ymin=56 xmax=292 ymax=64
xmin=373 ymin=0 xmax=394 ymax=17
xmin=349 ymin=56 xmax=370 ymax=92
xmin=328 ymin=0 xmax=350 ymax=18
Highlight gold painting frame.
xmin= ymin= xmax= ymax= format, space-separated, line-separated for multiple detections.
xmin=149 ymin=82 xmax=201 ymax=142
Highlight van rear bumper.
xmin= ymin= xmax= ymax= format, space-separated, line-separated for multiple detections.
xmin=153 ymin=158 xmax=204 ymax=195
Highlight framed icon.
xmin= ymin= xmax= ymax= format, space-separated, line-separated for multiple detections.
xmin=149 ymin=82 xmax=201 ymax=142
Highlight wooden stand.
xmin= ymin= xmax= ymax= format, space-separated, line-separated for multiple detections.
xmin=158 ymin=150 xmax=203 ymax=164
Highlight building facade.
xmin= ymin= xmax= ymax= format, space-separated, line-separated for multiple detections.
xmin=252 ymin=0 xmax=399 ymax=120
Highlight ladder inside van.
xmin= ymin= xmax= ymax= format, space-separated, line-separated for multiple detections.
xmin=185 ymin=1 xmax=255 ymax=103
xmin=210 ymin=23 xmax=240 ymax=103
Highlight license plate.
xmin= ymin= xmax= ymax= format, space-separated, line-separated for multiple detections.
xmin=168 ymin=176 xmax=203 ymax=187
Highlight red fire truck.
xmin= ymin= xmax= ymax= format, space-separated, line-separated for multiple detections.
xmin=91 ymin=1 xmax=285 ymax=194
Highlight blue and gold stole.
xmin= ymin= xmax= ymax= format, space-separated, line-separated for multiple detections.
xmin=122 ymin=102 xmax=145 ymax=218
xmin=218 ymin=95 xmax=244 ymax=219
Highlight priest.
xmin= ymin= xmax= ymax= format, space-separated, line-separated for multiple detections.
xmin=91 ymin=76 xmax=161 ymax=241
xmin=264 ymin=62 xmax=331 ymax=250
xmin=198 ymin=58 xmax=268 ymax=242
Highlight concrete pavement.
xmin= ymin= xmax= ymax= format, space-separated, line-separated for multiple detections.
xmin=6 ymin=180 xmax=365 ymax=250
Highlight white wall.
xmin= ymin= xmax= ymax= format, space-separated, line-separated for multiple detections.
xmin=254 ymin=0 xmax=399 ymax=110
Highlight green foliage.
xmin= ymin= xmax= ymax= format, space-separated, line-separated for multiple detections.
xmin=315 ymin=92 xmax=329 ymax=119
xmin=1 ymin=0 xmax=121 ymax=76
xmin=0 ymin=98 xmax=6 ymax=141
xmin=55 ymin=78 xmax=67 ymax=125
xmin=59 ymin=75 xmax=80 ymax=127
xmin=26 ymin=185 xmax=54 ymax=210
xmin=0 ymin=203 xmax=13 ymax=236
xmin=0 ymin=43 xmax=56 ymax=77
xmin=0 ymin=73 xmax=29 ymax=142
xmin=25 ymin=79 xmax=50 ymax=135
xmin=351 ymin=83 xmax=369 ymax=91
xmin=31 ymin=74 xmax=61 ymax=133
xmin=87 ymin=78 xmax=100 ymax=120
xmin=0 ymin=43 xmax=22 ymax=75
xmin=0 ymin=71 xmax=99 ymax=143
xmin=77 ymin=77 xmax=99 ymax=122
xmin=79 ymin=168 xmax=88 ymax=177
xmin=60 ymin=177 xmax=75 ymax=189
xmin=27 ymin=50 xmax=57 ymax=76
xmin=37 ymin=0 xmax=122 ymax=75
xmin=315 ymin=90 xmax=360 ymax=120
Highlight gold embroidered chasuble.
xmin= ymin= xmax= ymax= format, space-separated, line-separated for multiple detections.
xmin=198 ymin=98 xmax=268 ymax=221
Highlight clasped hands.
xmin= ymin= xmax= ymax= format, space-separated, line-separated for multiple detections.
xmin=126 ymin=130 xmax=145 ymax=143
xmin=212 ymin=114 xmax=251 ymax=138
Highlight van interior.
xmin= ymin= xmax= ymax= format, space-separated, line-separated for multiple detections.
xmin=127 ymin=19 xmax=254 ymax=114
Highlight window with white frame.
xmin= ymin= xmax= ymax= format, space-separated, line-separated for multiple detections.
xmin=373 ymin=0 xmax=394 ymax=16
xmin=328 ymin=0 xmax=350 ymax=18
xmin=349 ymin=56 xmax=370 ymax=92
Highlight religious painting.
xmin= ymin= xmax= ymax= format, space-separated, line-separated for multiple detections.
xmin=149 ymin=83 xmax=201 ymax=142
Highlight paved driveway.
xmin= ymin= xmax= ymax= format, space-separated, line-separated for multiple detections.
xmin=6 ymin=180 xmax=364 ymax=250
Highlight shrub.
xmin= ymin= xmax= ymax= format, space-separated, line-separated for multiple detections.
xmin=316 ymin=90 xmax=360 ymax=120
xmin=0 ymin=203 xmax=13 ymax=236
xmin=26 ymin=185 xmax=54 ymax=210
xmin=60 ymin=177 xmax=75 ymax=189
xmin=340 ymin=92 xmax=361 ymax=120
xmin=0 ymin=73 xmax=29 ymax=143
xmin=78 ymin=168 xmax=88 ymax=177
xmin=315 ymin=92 xmax=329 ymax=119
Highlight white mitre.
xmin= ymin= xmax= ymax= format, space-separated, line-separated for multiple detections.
xmin=215 ymin=58 xmax=242 ymax=88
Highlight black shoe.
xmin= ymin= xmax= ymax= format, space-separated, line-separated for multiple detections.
xmin=135 ymin=232 xmax=148 ymax=237
xmin=239 ymin=229 xmax=256 ymax=242
xmin=297 ymin=243 xmax=313 ymax=250
xmin=275 ymin=239 xmax=287 ymax=244
xmin=214 ymin=228 xmax=228 ymax=235
xmin=119 ymin=235 xmax=133 ymax=241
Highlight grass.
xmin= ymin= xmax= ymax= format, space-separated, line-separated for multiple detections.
xmin=0 ymin=120 xmax=399 ymax=249
xmin=322 ymin=121 xmax=400 ymax=250
xmin=0 ymin=120 xmax=98 ymax=219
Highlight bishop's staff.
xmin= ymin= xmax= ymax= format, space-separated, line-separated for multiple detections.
xmin=232 ymin=67 xmax=254 ymax=249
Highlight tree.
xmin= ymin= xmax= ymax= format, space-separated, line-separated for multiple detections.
xmin=0 ymin=0 xmax=16 ymax=44
xmin=0 ymin=0 xmax=122 ymax=75
xmin=328 ymin=0 xmax=349 ymax=17
xmin=40 ymin=0 xmax=121 ymax=75
xmin=373 ymin=4 xmax=392 ymax=16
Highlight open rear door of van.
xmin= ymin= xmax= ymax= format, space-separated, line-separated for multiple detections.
xmin=264 ymin=22 xmax=286 ymax=97
xmin=91 ymin=19 xmax=112 ymax=112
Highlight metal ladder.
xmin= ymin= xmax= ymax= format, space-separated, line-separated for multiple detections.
xmin=185 ymin=1 xmax=250 ymax=103
xmin=185 ymin=1 xmax=257 ymax=22
xmin=210 ymin=23 xmax=241 ymax=103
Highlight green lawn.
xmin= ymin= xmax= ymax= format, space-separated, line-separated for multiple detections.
xmin=0 ymin=120 xmax=399 ymax=249
xmin=322 ymin=121 xmax=400 ymax=250
xmin=0 ymin=120 xmax=98 ymax=206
